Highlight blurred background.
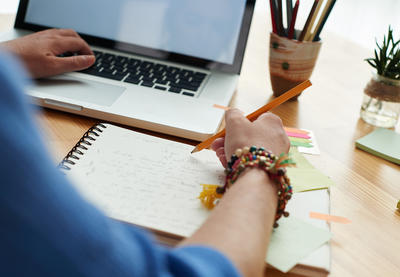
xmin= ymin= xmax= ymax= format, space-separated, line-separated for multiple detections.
xmin=255 ymin=0 xmax=400 ymax=49
xmin=1 ymin=0 xmax=400 ymax=49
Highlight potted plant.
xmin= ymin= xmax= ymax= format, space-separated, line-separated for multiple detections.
xmin=360 ymin=26 xmax=400 ymax=128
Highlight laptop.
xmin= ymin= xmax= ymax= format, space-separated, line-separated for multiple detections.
xmin=1 ymin=0 xmax=255 ymax=140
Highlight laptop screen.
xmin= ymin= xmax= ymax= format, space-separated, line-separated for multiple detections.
xmin=15 ymin=0 xmax=255 ymax=73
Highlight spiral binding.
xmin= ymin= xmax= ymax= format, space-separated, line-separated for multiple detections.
xmin=58 ymin=123 xmax=107 ymax=171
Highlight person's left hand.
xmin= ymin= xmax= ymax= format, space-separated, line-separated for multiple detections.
xmin=1 ymin=29 xmax=95 ymax=78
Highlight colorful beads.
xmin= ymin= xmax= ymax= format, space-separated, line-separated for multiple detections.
xmin=235 ymin=148 xmax=243 ymax=157
xmin=224 ymin=146 xmax=295 ymax=228
xmin=249 ymin=146 xmax=257 ymax=152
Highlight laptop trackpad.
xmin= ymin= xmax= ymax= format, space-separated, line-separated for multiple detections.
xmin=34 ymin=76 xmax=125 ymax=107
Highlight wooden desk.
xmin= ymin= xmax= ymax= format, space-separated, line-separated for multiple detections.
xmin=1 ymin=9 xmax=399 ymax=277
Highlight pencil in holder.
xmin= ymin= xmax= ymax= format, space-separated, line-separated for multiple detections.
xmin=269 ymin=32 xmax=321 ymax=99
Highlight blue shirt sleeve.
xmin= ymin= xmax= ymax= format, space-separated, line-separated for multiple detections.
xmin=0 ymin=51 xmax=241 ymax=277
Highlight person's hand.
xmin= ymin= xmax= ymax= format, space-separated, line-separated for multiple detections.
xmin=1 ymin=29 xmax=95 ymax=78
xmin=211 ymin=109 xmax=290 ymax=168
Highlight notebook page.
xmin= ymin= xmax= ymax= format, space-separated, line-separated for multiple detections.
xmin=67 ymin=124 xmax=223 ymax=237
xmin=65 ymin=124 xmax=331 ymax=273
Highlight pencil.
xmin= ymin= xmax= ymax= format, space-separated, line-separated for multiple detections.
xmin=304 ymin=0 xmax=324 ymax=41
xmin=271 ymin=0 xmax=280 ymax=35
xmin=310 ymin=0 xmax=333 ymax=41
xmin=286 ymin=0 xmax=293 ymax=30
xmin=298 ymin=0 xmax=319 ymax=41
xmin=269 ymin=0 xmax=278 ymax=34
xmin=276 ymin=0 xmax=286 ymax=36
xmin=312 ymin=0 xmax=336 ymax=41
xmin=191 ymin=80 xmax=312 ymax=154
xmin=288 ymin=0 xmax=299 ymax=39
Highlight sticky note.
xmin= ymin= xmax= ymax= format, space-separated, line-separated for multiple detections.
xmin=212 ymin=104 xmax=230 ymax=111
xmin=266 ymin=217 xmax=332 ymax=273
xmin=286 ymin=128 xmax=320 ymax=155
xmin=287 ymin=168 xmax=335 ymax=192
xmin=286 ymin=131 xmax=311 ymax=139
xmin=356 ymin=128 xmax=400 ymax=165
xmin=289 ymin=137 xmax=313 ymax=144
xmin=289 ymin=147 xmax=315 ymax=169
xmin=288 ymin=148 xmax=334 ymax=192
xmin=309 ymin=212 xmax=351 ymax=224
xmin=284 ymin=127 xmax=310 ymax=135
xmin=289 ymin=140 xmax=313 ymax=148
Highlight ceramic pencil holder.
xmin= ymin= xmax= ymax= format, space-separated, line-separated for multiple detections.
xmin=269 ymin=32 xmax=322 ymax=99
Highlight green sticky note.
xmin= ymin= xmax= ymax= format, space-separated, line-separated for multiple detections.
xmin=266 ymin=217 xmax=332 ymax=273
xmin=356 ymin=128 xmax=400 ymax=165
xmin=290 ymin=141 xmax=313 ymax=148
xmin=289 ymin=148 xmax=314 ymax=169
xmin=288 ymin=148 xmax=334 ymax=192
xmin=289 ymin=137 xmax=312 ymax=144
xmin=287 ymin=168 xmax=335 ymax=192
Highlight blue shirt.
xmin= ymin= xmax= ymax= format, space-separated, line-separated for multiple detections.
xmin=0 ymin=52 xmax=240 ymax=277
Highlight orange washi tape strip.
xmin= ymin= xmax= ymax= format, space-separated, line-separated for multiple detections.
xmin=309 ymin=212 xmax=352 ymax=224
xmin=213 ymin=104 xmax=230 ymax=111
xmin=284 ymin=127 xmax=309 ymax=135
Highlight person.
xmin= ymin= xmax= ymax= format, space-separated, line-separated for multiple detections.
xmin=0 ymin=29 xmax=289 ymax=277
xmin=1 ymin=29 xmax=95 ymax=78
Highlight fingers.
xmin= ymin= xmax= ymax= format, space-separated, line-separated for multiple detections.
xmin=211 ymin=138 xmax=227 ymax=168
xmin=39 ymin=28 xmax=79 ymax=38
xmin=52 ymin=28 xmax=81 ymax=38
xmin=211 ymin=137 xmax=225 ymax=151
xmin=218 ymin=154 xmax=228 ymax=168
xmin=39 ymin=28 xmax=93 ymax=55
xmin=50 ymin=55 xmax=95 ymax=75
xmin=215 ymin=149 xmax=227 ymax=168
xmin=52 ymin=37 xmax=93 ymax=56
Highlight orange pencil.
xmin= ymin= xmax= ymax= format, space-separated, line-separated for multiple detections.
xmin=191 ymin=80 xmax=312 ymax=153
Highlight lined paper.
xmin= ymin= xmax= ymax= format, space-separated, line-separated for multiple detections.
xmin=66 ymin=124 xmax=331 ymax=273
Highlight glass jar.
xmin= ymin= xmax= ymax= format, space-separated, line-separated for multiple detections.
xmin=360 ymin=73 xmax=400 ymax=128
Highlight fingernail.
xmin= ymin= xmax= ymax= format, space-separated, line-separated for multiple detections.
xmin=83 ymin=55 xmax=95 ymax=64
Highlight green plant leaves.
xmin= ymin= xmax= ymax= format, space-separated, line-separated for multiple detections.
xmin=367 ymin=26 xmax=400 ymax=80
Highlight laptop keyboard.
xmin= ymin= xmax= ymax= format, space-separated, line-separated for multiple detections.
xmin=79 ymin=50 xmax=208 ymax=97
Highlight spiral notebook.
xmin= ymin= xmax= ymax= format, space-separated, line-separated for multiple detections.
xmin=60 ymin=123 xmax=331 ymax=276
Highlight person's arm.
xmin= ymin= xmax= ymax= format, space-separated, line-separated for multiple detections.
xmin=1 ymin=29 xmax=95 ymax=78
xmin=181 ymin=109 xmax=290 ymax=277
xmin=0 ymin=52 xmax=239 ymax=277
xmin=0 ymin=50 xmax=288 ymax=277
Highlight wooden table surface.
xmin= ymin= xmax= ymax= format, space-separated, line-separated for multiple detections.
xmin=1 ymin=8 xmax=400 ymax=277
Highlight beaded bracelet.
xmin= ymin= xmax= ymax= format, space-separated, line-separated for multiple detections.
xmin=199 ymin=146 xmax=295 ymax=228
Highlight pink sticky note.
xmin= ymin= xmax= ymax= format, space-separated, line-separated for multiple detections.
xmin=286 ymin=131 xmax=311 ymax=139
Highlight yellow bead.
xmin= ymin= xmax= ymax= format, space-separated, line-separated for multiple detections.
xmin=235 ymin=148 xmax=243 ymax=157
xmin=243 ymin=146 xmax=250 ymax=154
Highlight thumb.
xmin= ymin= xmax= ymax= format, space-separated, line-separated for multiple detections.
xmin=52 ymin=55 xmax=95 ymax=74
